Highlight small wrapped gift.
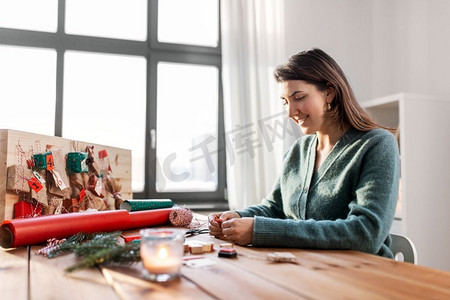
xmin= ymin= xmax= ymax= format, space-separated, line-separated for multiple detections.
xmin=66 ymin=152 xmax=89 ymax=173
xmin=47 ymin=149 xmax=72 ymax=198
xmin=87 ymin=174 xmax=105 ymax=198
xmin=48 ymin=170 xmax=72 ymax=199
xmin=14 ymin=200 xmax=42 ymax=218
xmin=6 ymin=165 xmax=32 ymax=192
xmin=69 ymin=172 xmax=90 ymax=198
xmin=33 ymin=152 xmax=53 ymax=170
xmin=84 ymin=190 xmax=107 ymax=211
xmin=62 ymin=198 xmax=86 ymax=213
xmin=62 ymin=199 xmax=76 ymax=213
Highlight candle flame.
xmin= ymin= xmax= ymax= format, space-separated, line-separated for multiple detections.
xmin=158 ymin=246 xmax=168 ymax=259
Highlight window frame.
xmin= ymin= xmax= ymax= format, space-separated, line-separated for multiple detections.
xmin=0 ymin=0 xmax=228 ymax=210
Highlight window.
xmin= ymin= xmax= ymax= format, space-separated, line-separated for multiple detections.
xmin=0 ymin=0 xmax=58 ymax=32
xmin=158 ymin=0 xmax=219 ymax=47
xmin=0 ymin=0 xmax=226 ymax=209
xmin=65 ymin=0 xmax=147 ymax=41
xmin=63 ymin=51 xmax=147 ymax=192
xmin=0 ymin=46 xmax=56 ymax=135
xmin=156 ymin=62 xmax=219 ymax=193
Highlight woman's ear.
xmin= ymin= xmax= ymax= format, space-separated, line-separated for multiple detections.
xmin=326 ymin=85 xmax=336 ymax=102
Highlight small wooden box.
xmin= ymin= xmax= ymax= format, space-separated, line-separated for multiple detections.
xmin=0 ymin=129 xmax=132 ymax=221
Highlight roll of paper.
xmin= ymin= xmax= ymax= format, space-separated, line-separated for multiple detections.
xmin=120 ymin=199 xmax=173 ymax=212
xmin=0 ymin=208 xmax=173 ymax=248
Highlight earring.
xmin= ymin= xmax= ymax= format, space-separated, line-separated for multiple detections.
xmin=327 ymin=103 xmax=331 ymax=110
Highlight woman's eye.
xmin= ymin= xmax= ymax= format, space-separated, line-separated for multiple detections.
xmin=295 ymin=96 xmax=305 ymax=101
xmin=282 ymin=99 xmax=288 ymax=105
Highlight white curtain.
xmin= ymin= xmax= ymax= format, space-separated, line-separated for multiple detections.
xmin=221 ymin=0 xmax=296 ymax=210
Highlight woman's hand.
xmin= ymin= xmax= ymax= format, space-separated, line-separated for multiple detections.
xmin=208 ymin=211 xmax=241 ymax=239
xmin=221 ymin=217 xmax=254 ymax=246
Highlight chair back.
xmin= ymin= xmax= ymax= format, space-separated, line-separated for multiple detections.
xmin=390 ymin=233 xmax=418 ymax=264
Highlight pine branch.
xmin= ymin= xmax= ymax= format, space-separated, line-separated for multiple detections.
xmin=47 ymin=232 xmax=89 ymax=258
xmin=47 ymin=231 xmax=121 ymax=258
xmin=65 ymin=242 xmax=141 ymax=273
xmin=40 ymin=231 xmax=142 ymax=272
xmin=72 ymin=231 xmax=122 ymax=257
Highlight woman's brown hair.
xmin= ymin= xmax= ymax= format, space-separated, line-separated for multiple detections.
xmin=274 ymin=48 xmax=390 ymax=132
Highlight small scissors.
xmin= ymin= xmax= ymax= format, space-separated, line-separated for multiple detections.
xmin=185 ymin=228 xmax=209 ymax=237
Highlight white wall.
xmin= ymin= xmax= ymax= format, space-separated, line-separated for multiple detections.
xmin=283 ymin=0 xmax=372 ymax=101
xmin=283 ymin=0 xmax=450 ymax=102
xmin=371 ymin=0 xmax=450 ymax=100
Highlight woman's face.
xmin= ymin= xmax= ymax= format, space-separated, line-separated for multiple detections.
xmin=281 ymin=80 xmax=334 ymax=135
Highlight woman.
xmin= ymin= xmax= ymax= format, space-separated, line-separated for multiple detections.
xmin=209 ymin=48 xmax=400 ymax=258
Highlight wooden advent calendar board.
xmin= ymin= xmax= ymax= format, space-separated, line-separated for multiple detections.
xmin=0 ymin=129 xmax=132 ymax=222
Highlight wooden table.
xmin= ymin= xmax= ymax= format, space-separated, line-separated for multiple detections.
xmin=2 ymin=229 xmax=450 ymax=300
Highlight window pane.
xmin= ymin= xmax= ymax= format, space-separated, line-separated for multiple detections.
xmin=0 ymin=46 xmax=56 ymax=135
xmin=63 ymin=51 xmax=146 ymax=192
xmin=158 ymin=0 xmax=219 ymax=47
xmin=0 ymin=0 xmax=57 ymax=32
xmin=156 ymin=62 xmax=219 ymax=192
xmin=65 ymin=0 xmax=147 ymax=41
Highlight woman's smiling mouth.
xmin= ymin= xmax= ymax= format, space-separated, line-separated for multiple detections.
xmin=293 ymin=115 xmax=308 ymax=124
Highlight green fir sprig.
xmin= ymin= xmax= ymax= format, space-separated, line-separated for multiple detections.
xmin=42 ymin=231 xmax=142 ymax=272
xmin=66 ymin=242 xmax=141 ymax=273
xmin=72 ymin=231 xmax=122 ymax=257
xmin=47 ymin=232 xmax=91 ymax=258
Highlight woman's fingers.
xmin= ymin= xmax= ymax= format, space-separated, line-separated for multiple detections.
xmin=208 ymin=213 xmax=224 ymax=238
xmin=220 ymin=218 xmax=254 ymax=245
xmin=208 ymin=213 xmax=221 ymax=227
xmin=207 ymin=211 xmax=244 ymax=241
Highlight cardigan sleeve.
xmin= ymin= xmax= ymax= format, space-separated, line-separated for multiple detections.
xmin=243 ymin=130 xmax=400 ymax=256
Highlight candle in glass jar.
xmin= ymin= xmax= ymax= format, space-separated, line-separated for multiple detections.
xmin=141 ymin=244 xmax=181 ymax=274
xmin=140 ymin=228 xmax=185 ymax=282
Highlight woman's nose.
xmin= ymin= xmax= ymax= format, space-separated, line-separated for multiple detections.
xmin=288 ymin=102 xmax=297 ymax=119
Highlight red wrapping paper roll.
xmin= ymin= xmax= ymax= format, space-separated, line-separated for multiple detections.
xmin=0 ymin=208 xmax=173 ymax=248
xmin=126 ymin=209 xmax=172 ymax=229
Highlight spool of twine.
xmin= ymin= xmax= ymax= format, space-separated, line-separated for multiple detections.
xmin=169 ymin=207 xmax=193 ymax=227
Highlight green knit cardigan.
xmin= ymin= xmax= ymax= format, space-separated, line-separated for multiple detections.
xmin=237 ymin=127 xmax=400 ymax=258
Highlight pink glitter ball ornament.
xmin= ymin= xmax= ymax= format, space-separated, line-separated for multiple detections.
xmin=169 ymin=207 xmax=193 ymax=227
